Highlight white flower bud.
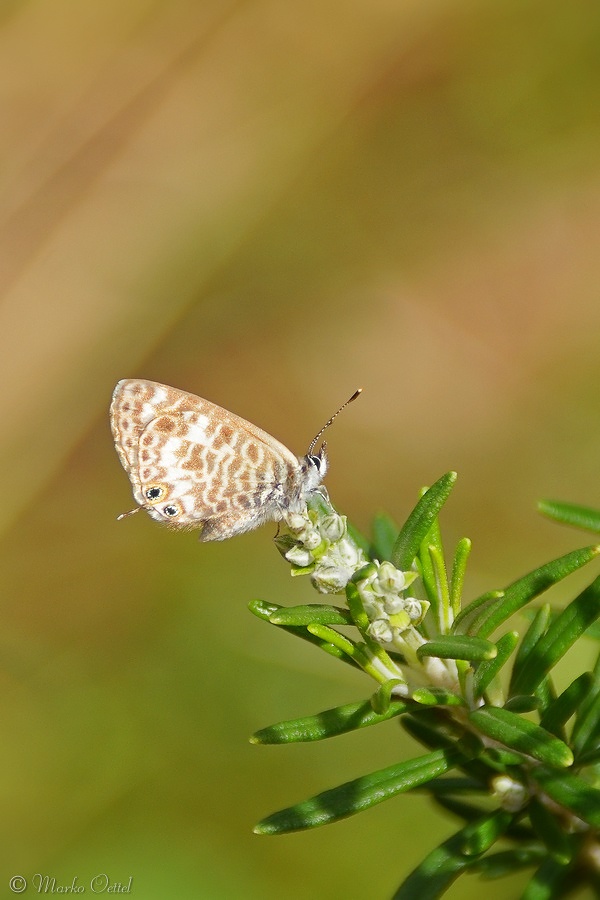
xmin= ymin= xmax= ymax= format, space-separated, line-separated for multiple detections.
xmin=302 ymin=528 xmax=323 ymax=551
xmin=368 ymin=619 xmax=394 ymax=644
xmin=492 ymin=775 xmax=528 ymax=812
xmin=404 ymin=597 xmax=424 ymax=620
xmin=285 ymin=545 xmax=314 ymax=567
xmin=312 ymin=565 xmax=351 ymax=594
xmin=286 ymin=513 xmax=310 ymax=534
xmin=319 ymin=514 xmax=346 ymax=543
xmin=335 ymin=539 xmax=361 ymax=568
xmin=359 ymin=594 xmax=386 ymax=622
xmin=383 ymin=595 xmax=405 ymax=615
xmin=377 ymin=561 xmax=407 ymax=593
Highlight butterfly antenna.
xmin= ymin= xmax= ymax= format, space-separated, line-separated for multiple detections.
xmin=117 ymin=507 xmax=142 ymax=521
xmin=307 ymin=388 xmax=362 ymax=455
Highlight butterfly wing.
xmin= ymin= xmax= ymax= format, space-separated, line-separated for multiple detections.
xmin=110 ymin=379 xmax=301 ymax=539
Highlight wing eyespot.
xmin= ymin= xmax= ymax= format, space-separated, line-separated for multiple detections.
xmin=144 ymin=484 xmax=167 ymax=503
xmin=163 ymin=504 xmax=180 ymax=518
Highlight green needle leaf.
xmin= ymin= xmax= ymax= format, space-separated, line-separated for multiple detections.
xmin=248 ymin=599 xmax=282 ymax=621
xmin=571 ymin=682 xmax=600 ymax=759
xmin=392 ymin=830 xmax=476 ymax=899
xmin=371 ymin=679 xmax=407 ymax=714
xmin=470 ymin=846 xmax=547 ymax=879
xmin=583 ymin=620 xmax=600 ymax=640
xmin=417 ymin=777 xmax=487 ymax=800
xmin=531 ymin=767 xmax=600 ymax=828
xmin=473 ymin=631 xmax=519 ymax=700
xmin=430 ymin=794 xmax=490 ymax=823
xmin=511 ymin=604 xmax=552 ymax=683
xmin=371 ymin=511 xmax=399 ymax=561
xmin=539 ymin=499 xmax=600 ymax=534
xmin=268 ymin=604 xmax=351 ymax=626
xmin=576 ymin=746 xmax=600 ymax=766
xmin=402 ymin=713 xmax=473 ymax=753
xmin=427 ymin=543 xmax=452 ymax=631
xmin=528 ymin=797 xmax=572 ymax=864
xmin=472 ymin=546 xmax=600 ymax=639
xmin=480 ymin=746 xmax=527 ymax=767
xmin=418 ymin=514 xmax=446 ymax=622
xmin=418 ymin=536 xmax=437 ymax=613
xmin=461 ymin=808 xmax=513 ymax=856
xmin=250 ymin=697 xmax=409 ymax=744
xmin=503 ymin=695 xmax=542 ymax=714
xmin=412 ymin=687 xmax=465 ymax=706
xmin=540 ymin=672 xmax=594 ymax=738
xmin=511 ymin=574 xmax=600 ymax=696
xmin=247 ymin=599 xmax=360 ymax=669
xmin=392 ymin=810 xmax=512 ymax=899
xmin=452 ymin=591 xmax=504 ymax=635
xmin=345 ymin=574 xmax=372 ymax=631
xmin=254 ymin=747 xmax=464 ymax=834
xmin=404 ymin=716 xmax=492 ymax=787
xmin=468 ymin=706 xmax=573 ymax=768
xmin=416 ymin=635 xmax=497 ymax=663
xmin=450 ymin=538 xmax=472 ymax=618
xmin=520 ymin=855 xmax=572 ymax=900
xmin=391 ymin=472 xmax=457 ymax=570
xmin=533 ymin=677 xmax=556 ymax=717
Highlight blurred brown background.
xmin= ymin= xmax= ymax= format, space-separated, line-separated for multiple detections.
xmin=1 ymin=2 xmax=600 ymax=897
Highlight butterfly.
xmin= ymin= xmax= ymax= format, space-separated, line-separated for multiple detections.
xmin=110 ymin=379 xmax=360 ymax=541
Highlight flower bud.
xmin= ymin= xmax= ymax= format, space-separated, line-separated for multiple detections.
xmin=377 ymin=561 xmax=407 ymax=593
xmin=367 ymin=619 xmax=393 ymax=644
xmin=312 ymin=565 xmax=351 ymax=594
xmin=285 ymin=545 xmax=314 ymax=567
xmin=404 ymin=597 xmax=424 ymax=620
xmin=383 ymin=595 xmax=405 ymax=615
xmin=302 ymin=528 xmax=323 ymax=551
xmin=335 ymin=539 xmax=361 ymax=568
xmin=286 ymin=512 xmax=310 ymax=534
xmin=319 ymin=514 xmax=346 ymax=543
xmin=492 ymin=775 xmax=527 ymax=812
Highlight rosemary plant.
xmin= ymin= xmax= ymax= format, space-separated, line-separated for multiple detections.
xmin=250 ymin=473 xmax=600 ymax=898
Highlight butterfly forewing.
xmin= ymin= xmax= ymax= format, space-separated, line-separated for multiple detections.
xmin=110 ymin=379 xmax=310 ymax=540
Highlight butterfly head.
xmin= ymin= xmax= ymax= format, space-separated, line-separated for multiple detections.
xmin=303 ymin=442 xmax=328 ymax=491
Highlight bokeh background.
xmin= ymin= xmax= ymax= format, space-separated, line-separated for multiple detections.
xmin=1 ymin=2 xmax=600 ymax=897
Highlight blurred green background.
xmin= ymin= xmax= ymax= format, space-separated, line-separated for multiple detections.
xmin=1 ymin=1 xmax=600 ymax=897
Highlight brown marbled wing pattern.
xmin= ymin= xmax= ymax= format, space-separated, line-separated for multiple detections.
xmin=110 ymin=379 xmax=311 ymax=540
